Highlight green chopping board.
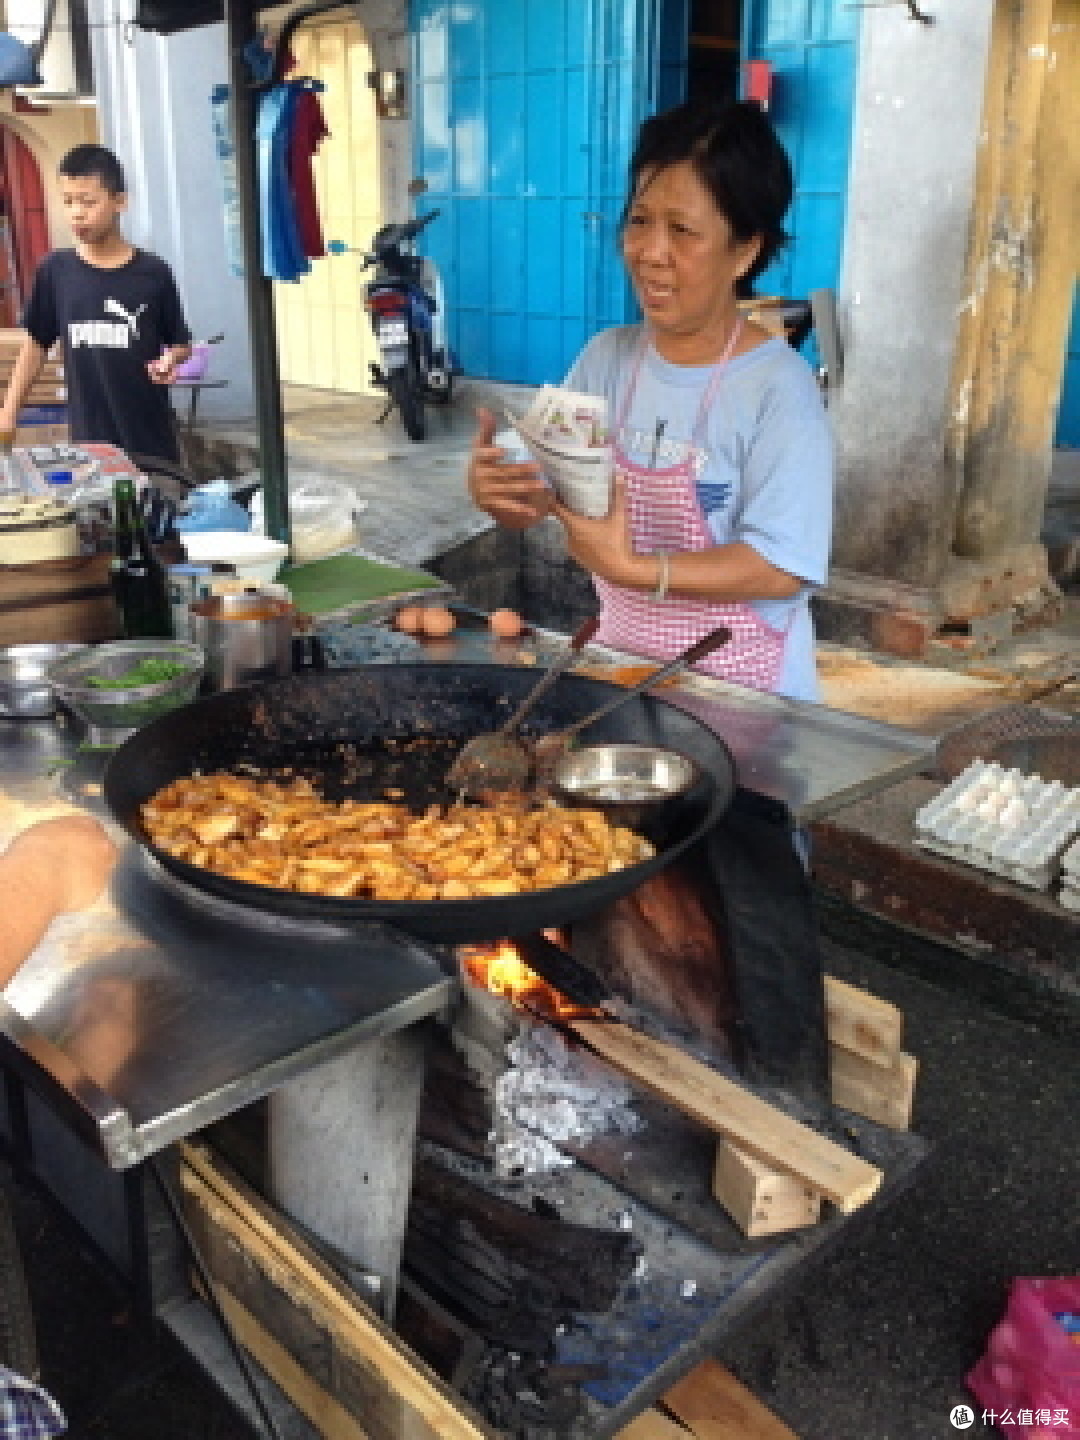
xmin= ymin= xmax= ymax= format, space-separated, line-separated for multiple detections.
xmin=278 ymin=553 xmax=444 ymax=616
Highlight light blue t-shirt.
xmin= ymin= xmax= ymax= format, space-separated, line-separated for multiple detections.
xmin=564 ymin=326 xmax=834 ymax=702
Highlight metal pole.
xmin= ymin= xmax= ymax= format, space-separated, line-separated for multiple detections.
xmin=224 ymin=0 xmax=291 ymax=546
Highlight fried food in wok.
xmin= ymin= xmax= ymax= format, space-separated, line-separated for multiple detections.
xmin=140 ymin=772 xmax=654 ymax=901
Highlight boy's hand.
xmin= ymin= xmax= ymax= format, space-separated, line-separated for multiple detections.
xmin=147 ymin=346 xmax=190 ymax=385
xmin=147 ymin=352 xmax=177 ymax=384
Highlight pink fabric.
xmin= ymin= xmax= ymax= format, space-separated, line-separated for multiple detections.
xmin=593 ymin=324 xmax=790 ymax=693
xmin=967 ymin=1277 xmax=1080 ymax=1438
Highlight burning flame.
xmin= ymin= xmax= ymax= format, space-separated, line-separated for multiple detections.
xmin=460 ymin=936 xmax=579 ymax=1018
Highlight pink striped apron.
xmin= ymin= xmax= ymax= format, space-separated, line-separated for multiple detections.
xmin=593 ymin=327 xmax=790 ymax=693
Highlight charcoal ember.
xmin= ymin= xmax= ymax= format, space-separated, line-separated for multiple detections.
xmin=404 ymin=1158 xmax=638 ymax=1354
xmin=460 ymin=1348 xmax=592 ymax=1439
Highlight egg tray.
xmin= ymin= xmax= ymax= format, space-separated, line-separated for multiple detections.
xmin=914 ymin=759 xmax=1080 ymax=892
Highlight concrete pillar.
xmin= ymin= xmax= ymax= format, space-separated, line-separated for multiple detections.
xmin=826 ymin=1 xmax=996 ymax=610
xmin=943 ymin=0 xmax=1080 ymax=614
xmin=266 ymin=1027 xmax=427 ymax=1320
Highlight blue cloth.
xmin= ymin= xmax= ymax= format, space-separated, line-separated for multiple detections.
xmin=0 ymin=1368 xmax=65 ymax=1439
xmin=565 ymin=327 xmax=834 ymax=703
xmin=256 ymin=83 xmax=310 ymax=283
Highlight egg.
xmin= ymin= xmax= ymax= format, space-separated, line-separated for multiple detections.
xmin=395 ymin=606 xmax=422 ymax=633
xmin=420 ymin=605 xmax=456 ymax=637
xmin=489 ymin=607 xmax=525 ymax=639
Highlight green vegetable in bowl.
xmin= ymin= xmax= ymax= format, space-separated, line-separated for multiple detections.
xmin=85 ymin=658 xmax=190 ymax=689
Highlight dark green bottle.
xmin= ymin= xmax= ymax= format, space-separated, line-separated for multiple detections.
xmin=110 ymin=475 xmax=173 ymax=638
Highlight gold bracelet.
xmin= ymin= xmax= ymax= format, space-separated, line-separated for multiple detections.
xmin=652 ymin=551 xmax=671 ymax=602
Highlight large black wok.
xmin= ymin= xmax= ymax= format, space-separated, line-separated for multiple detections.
xmin=104 ymin=665 xmax=736 ymax=943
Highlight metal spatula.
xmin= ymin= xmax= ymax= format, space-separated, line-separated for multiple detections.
xmin=532 ymin=626 xmax=731 ymax=777
xmin=447 ymin=615 xmax=600 ymax=795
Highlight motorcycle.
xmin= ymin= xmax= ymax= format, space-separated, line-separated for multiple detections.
xmin=328 ymin=212 xmax=454 ymax=442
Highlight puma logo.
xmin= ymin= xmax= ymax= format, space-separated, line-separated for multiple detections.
xmin=70 ymin=298 xmax=149 ymax=350
xmin=103 ymin=298 xmax=147 ymax=335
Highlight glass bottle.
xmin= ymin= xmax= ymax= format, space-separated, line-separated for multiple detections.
xmin=110 ymin=475 xmax=173 ymax=638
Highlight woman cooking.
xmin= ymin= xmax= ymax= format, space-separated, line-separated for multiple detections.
xmin=468 ymin=100 xmax=833 ymax=703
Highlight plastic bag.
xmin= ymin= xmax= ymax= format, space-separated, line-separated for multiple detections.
xmin=176 ymin=479 xmax=251 ymax=534
xmin=250 ymin=479 xmax=364 ymax=565
xmin=967 ymin=1277 xmax=1080 ymax=1437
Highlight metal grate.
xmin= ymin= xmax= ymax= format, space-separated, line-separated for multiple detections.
xmin=933 ymin=705 xmax=1080 ymax=782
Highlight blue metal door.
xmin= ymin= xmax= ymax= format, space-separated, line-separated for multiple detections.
xmin=410 ymin=0 xmax=662 ymax=385
xmin=1056 ymin=285 xmax=1080 ymax=448
xmin=742 ymin=0 xmax=859 ymax=302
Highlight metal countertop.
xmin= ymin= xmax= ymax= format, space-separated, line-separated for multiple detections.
xmin=414 ymin=627 xmax=937 ymax=823
xmin=0 ymin=631 xmax=931 ymax=1168
xmin=0 ymin=718 xmax=455 ymax=1171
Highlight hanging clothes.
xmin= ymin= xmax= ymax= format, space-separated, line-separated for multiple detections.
xmin=257 ymin=82 xmax=308 ymax=282
xmin=256 ymin=78 xmax=329 ymax=282
xmin=289 ymin=84 xmax=329 ymax=260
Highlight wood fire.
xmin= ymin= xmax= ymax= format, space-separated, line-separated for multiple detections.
xmin=459 ymin=939 xmax=576 ymax=1017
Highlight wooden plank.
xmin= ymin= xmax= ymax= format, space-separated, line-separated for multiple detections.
xmin=662 ymin=1358 xmax=798 ymax=1440
xmin=712 ymin=1141 xmax=821 ymax=1238
xmin=830 ymin=1047 xmax=918 ymax=1131
xmin=616 ymin=1410 xmax=688 ymax=1439
xmin=570 ymin=1020 xmax=882 ymax=1213
xmin=216 ymin=1287 xmax=370 ymax=1440
xmin=823 ymin=974 xmax=903 ymax=1069
xmin=183 ymin=1165 xmax=420 ymax=1440
xmin=181 ymin=1144 xmax=494 ymax=1440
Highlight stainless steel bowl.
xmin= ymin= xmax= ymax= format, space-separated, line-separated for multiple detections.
xmin=47 ymin=639 xmax=205 ymax=743
xmin=0 ymin=643 xmax=88 ymax=719
xmin=551 ymin=743 xmax=702 ymax=834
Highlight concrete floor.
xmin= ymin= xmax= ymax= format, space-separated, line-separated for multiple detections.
xmin=207 ymin=382 xmax=490 ymax=570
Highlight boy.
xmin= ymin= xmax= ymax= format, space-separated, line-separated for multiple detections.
xmin=0 ymin=144 xmax=192 ymax=464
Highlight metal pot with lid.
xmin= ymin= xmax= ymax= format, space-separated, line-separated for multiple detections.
xmin=190 ymin=590 xmax=295 ymax=691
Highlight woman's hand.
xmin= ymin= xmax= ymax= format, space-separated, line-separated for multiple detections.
xmin=555 ymin=477 xmax=653 ymax=590
xmin=467 ymin=408 xmax=554 ymax=531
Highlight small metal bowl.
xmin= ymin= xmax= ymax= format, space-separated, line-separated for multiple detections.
xmin=0 ymin=643 xmax=88 ymax=719
xmin=47 ymin=639 xmax=205 ymax=744
xmin=551 ymin=743 xmax=703 ymax=835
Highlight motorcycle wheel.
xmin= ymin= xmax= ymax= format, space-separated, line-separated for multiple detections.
xmin=388 ymin=357 xmax=426 ymax=442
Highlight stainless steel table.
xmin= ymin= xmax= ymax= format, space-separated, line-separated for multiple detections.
xmin=0 ymin=637 xmax=932 ymax=1180
xmin=0 ymin=718 xmax=454 ymax=1172
xmin=416 ymin=626 xmax=936 ymax=822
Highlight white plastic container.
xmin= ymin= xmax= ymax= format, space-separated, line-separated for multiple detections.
xmin=180 ymin=530 xmax=289 ymax=585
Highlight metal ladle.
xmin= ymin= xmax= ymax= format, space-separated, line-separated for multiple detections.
xmin=447 ymin=614 xmax=600 ymax=795
xmin=531 ymin=626 xmax=731 ymax=779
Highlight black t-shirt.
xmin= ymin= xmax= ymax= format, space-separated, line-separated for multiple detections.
xmin=22 ymin=248 xmax=192 ymax=463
